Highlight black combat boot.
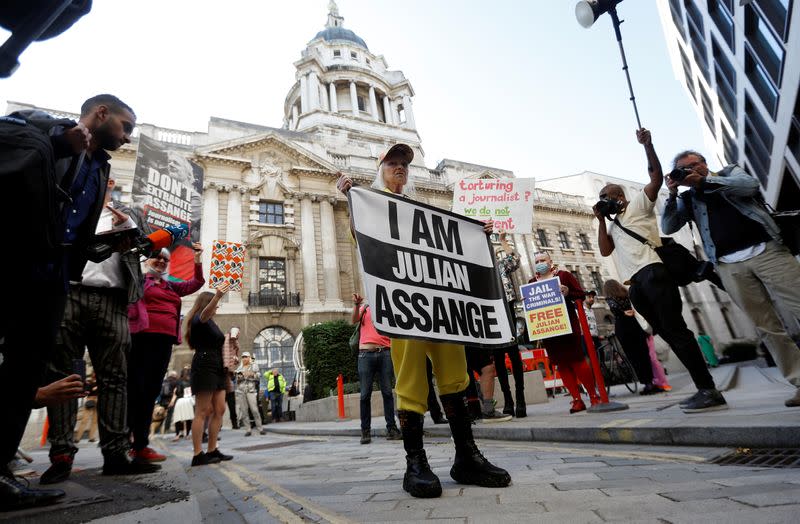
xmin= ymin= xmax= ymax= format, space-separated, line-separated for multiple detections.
xmin=397 ymin=410 xmax=442 ymax=498
xmin=515 ymin=389 xmax=527 ymax=418
xmin=501 ymin=390 xmax=514 ymax=416
xmin=440 ymin=391 xmax=511 ymax=488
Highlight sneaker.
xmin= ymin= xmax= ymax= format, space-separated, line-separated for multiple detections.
xmin=102 ymin=454 xmax=161 ymax=476
xmin=386 ymin=426 xmax=402 ymax=440
xmin=678 ymin=390 xmax=702 ymax=407
xmin=190 ymin=451 xmax=221 ymax=467
xmin=0 ymin=469 xmax=65 ymax=511
xmin=39 ymin=455 xmax=73 ymax=485
xmin=360 ymin=430 xmax=371 ymax=445
xmin=479 ymin=410 xmax=512 ymax=423
xmin=681 ymin=389 xmax=728 ymax=413
xmin=132 ymin=447 xmax=166 ymax=463
xmin=640 ymin=384 xmax=666 ymax=396
xmin=244 ymin=430 xmax=252 ymax=437
xmin=569 ymin=399 xmax=587 ymax=414
xmin=206 ymin=449 xmax=233 ymax=461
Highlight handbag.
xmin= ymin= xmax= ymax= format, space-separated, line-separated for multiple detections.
xmin=613 ymin=218 xmax=724 ymax=288
xmin=349 ymin=305 xmax=368 ymax=356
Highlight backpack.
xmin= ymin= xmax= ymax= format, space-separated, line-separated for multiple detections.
xmin=0 ymin=111 xmax=77 ymax=257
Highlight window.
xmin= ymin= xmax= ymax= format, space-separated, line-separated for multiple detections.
xmin=252 ymin=326 xmax=296 ymax=389
xmin=744 ymin=94 xmax=774 ymax=186
xmin=745 ymin=46 xmax=780 ymax=117
xmin=680 ymin=44 xmax=697 ymax=100
xmin=669 ymin=0 xmax=685 ymax=39
xmin=258 ymin=258 xmax=286 ymax=298
xmin=578 ymin=233 xmax=592 ymax=250
xmin=350 ymin=51 xmax=357 ymax=59
xmin=333 ymin=49 xmax=341 ymax=58
xmin=356 ymin=95 xmax=366 ymax=112
xmin=755 ymin=0 xmax=792 ymax=41
xmin=536 ymin=229 xmax=549 ymax=248
xmin=590 ymin=271 xmax=604 ymax=294
xmin=397 ymin=104 xmax=406 ymax=124
xmin=365 ymin=57 xmax=371 ymax=65
xmin=700 ymin=84 xmax=716 ymax=133
xmin=570 ymin=270 xmax=584 ymax=289
xmin=558 ymin=231 xmax=571 ymax=250
xmin=708 ymin=0 xmax=735 ymax=49
xmin=258 ymin=202 xmax=284 ymax=225
xmin=776 ymin=166 xmax=800 ymax=211
xmin=722 ymin=125 xmax=739 ymax=165
xmin=788 ymin=91 xmax=800 ymax=164
xmin=745 ymin=4 xmax=785 ymax=85
xmin=686 ymin=0 xmax=710 ymax=81
xmin=713 ymin=37 xmax=737 ymax=126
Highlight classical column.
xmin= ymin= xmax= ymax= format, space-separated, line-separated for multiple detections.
xmin=319 ymin=197 xmax=343 ymax=308
xmin=299 ymin=74 xmax=308 ymax=113
xmin=300 ymin=194 xmax=321 ymax=307
xmin=368 ymin=86 xmax=379 ymax=121
xmin=402 ymin=95 xmax=416 ymax=128
xmin=382 ymin=95 xmax=393 ymax=124
xmin=349 ymin=81 xmax=359 ymax=117
xmin=225 ymin=186 xmax=245 ymax=307
xmin=309 ymin=71 xmax=320 ymax=110
xmin=392 ymin=98 xmax=402 ymax=123
xmin=319 ymin=82 xmax=329 ymax=111
xmin=329 ymin=82 xmax=338 ymax=113
xmin=200 ymin=182 xmax=219 ymax=288
xmin=291 ymin=105 xmax=299 ymax=130
xmin=249 ymin=244 xmax=260 ymax=300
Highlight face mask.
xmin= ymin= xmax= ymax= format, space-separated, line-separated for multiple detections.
xmin=147 ymin=265 xmax=167 ymax=276
xmin=535 ymin=262 xmax=550 ymax=274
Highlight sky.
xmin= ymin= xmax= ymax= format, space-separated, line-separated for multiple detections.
xmin=0 ymin=0 xmax=709 ymax=185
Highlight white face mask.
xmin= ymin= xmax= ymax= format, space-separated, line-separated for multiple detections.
xmin=146 ymin=265 xmax=167 ymax=276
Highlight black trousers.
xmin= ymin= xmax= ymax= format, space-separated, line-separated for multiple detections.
xmin=493 ymin=343 xmax=524 ymax=400
xmin=629 ymin=263 xmax=714 ymax=390
xmin=128 ymin=332 xmax=173 ymax=451
xmin=225 ymin=389 xmax=238 ymax=428
xmin=0 ymin=280 xmax=65 ymax=465
xmin=47 ymin=286 xmax=130 ymax=459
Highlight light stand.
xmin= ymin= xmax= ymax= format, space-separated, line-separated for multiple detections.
xmin=576 ymin=0 xmax=642 ymax=128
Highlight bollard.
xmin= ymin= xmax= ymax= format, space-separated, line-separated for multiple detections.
xmin=575 ymin=299 xmax=628 ymax=412
xmin=337 ymin=374 xmax=345 ymax=419
xmin=40 ymin=416 xmax=49 ymax=447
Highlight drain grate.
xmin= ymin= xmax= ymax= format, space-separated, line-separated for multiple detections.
xmin=234 ymin=439 xmax=317 ymax=452
xmin=711 ymin=448 xmax=800 ymax=468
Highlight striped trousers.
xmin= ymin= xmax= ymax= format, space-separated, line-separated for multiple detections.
xmin=46 ymin=285 xmax=130 ymax=459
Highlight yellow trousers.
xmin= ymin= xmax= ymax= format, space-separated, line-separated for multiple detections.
xmin=391 ymin=339 xmax=469 ymax=414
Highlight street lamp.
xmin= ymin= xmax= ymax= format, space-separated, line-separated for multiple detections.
xmin=575 ymin=0 xmax=642 ymax=129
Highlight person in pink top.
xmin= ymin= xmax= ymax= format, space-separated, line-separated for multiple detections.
xmin=127 ymin=242 xmax=205 ymax=462
xmin=352 ymin=293 xmax=402 ymax=444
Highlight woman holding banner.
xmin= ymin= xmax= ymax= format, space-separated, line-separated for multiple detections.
xmin=127 ymin=243 xmax=205 ymax=462
xmin=531 ymin=252 xmax=601 ymax=414
xmin=337 ymin=143 xmax=510 ymax=499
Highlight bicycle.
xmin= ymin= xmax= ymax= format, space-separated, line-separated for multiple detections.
xmin=595 ymin=334 xmax=638 ymax=395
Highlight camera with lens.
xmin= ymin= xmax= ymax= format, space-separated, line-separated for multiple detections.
xmin=595 ymin=198 xmax=622 ymax=218
xmin=668 ymin=167 xmax=693 ymax=182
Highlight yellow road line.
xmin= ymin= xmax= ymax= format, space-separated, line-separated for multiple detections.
xmin=228 ymin=462 xmax=355 ymax=524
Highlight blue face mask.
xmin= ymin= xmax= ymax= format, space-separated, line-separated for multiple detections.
xmin=535 ymin=262 xmax=550 ymax=274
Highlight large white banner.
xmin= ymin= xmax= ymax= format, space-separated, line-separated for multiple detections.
xmin=451 ymin=178 xmax=535 ymax=234
xmin=349 ymin=187 xmax=515 ymax=347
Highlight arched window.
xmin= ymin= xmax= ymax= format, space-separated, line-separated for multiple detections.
xmin=252 ymin=326 xmax=296 ymax=388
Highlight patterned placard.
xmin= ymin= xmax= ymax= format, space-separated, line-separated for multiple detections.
xmin=210 ymin=241 xmax=245 ymax=291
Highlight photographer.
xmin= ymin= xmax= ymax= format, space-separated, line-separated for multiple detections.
xmin=594 ymin=129 xmax=725 ymax=413
xmin=662 ymin=151 xmax=800 ymax=408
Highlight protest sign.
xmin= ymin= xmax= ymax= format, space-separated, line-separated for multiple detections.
xmin=451 ymin=178 xmax=535 ymax=234
xmin=210 ymin=241 xmax=245 ymax=291
xmin=131 ymin=134 xmax=203 ymax=281
xmin=348 ymin=187 xmax=514 ymax=347
xmin=520 ymin=277 xmax=572 ymax=340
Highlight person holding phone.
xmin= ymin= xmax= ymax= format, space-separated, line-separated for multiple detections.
xmin=185 ymin=283 xmax=234 ymax=466
xmin=127 ymin=242 xmax=205 ymax=463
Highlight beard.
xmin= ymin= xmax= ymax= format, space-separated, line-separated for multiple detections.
xmin=94 ymin=120 xmax=122 ymax=151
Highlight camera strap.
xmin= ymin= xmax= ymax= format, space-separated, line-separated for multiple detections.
xmin=611 ymin=217 xmax=659 ymax=250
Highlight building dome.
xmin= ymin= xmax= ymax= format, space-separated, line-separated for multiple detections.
xmin=312 ymin=26 xmax=368 ymax=50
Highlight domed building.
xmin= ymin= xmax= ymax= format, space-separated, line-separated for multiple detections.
xmin=6 ymin=2 xmax=614 ymax=390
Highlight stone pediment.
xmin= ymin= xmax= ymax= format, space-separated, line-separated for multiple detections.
xmin=196 ymin=132 xmax=335 ymax=174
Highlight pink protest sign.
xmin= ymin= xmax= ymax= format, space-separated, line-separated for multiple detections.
xmin=451 ymin=178 xmax=535 ymax=233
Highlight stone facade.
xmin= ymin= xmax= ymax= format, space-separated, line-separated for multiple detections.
xmin=6 ymin=3 xmax=614 ymax=388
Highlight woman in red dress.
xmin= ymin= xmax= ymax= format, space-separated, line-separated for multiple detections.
xmin=531 ymin=252 xmax=600 ymax=414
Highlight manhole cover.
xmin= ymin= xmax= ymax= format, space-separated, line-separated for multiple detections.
xmin=234 ymin=439 xmax=317 ymax=452
xmin=711 ymin=448 xmax=800 ymax=468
